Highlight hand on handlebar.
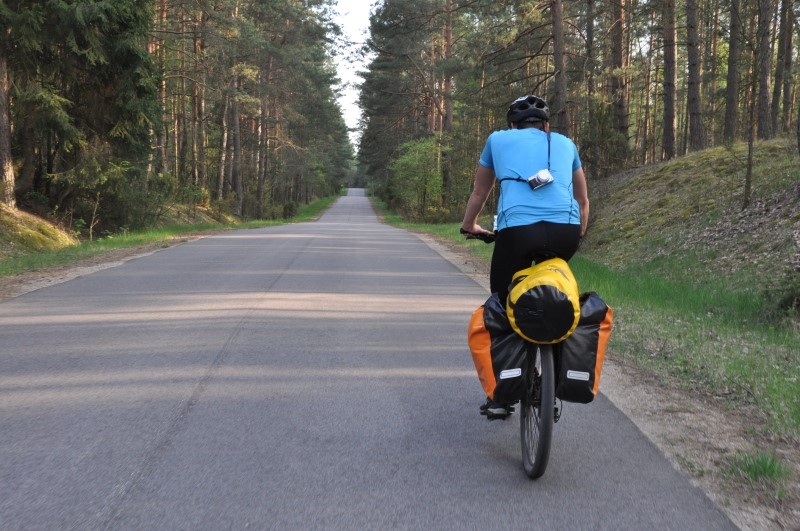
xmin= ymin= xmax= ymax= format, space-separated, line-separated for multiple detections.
xmin=460 ymin=227 xmax=495 ymax=244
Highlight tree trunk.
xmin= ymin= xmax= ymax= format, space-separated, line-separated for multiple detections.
xmin=15 ymin=120 xmax=36 ymax=197
xmin=610 ymin=0 xmax=628 ymax=140
xmin=651 ymin=57 xmax=661 ymax=163
xmin=256 ymin=57 xmax=273 ymax=220
xmin=440 ymin=0 xmax=453 ymax=206
xmin=585 ymin=0 xmax=595 ymax=132
xmin=745 ymin=84 xmax=756 ymax=209
xmin=745 ymin=43 xmax=760 ymax=209
xmin=190 ymin=17 xmax=202 ymax=187
xmin=257 ymin=97 xmax=267 ymax=219
xmin=756 ymin=0 xmax=775 ymax=140
xmin=706 ymin=4 xmax=719 ymax=146
xmin=232 ymin=78 xmax=243 ymax=217
xmin=686 ymin=0 xmax=705 ymax=151
xmin=155 ymin=0 xmax=168 ymax=177
xmin=190 ymin=84 xmax=199 ymax=186
xmin=157 ymin=77 xmax=168 ymax=176
xmin=197 ymin=80 xmax=207 ymax=189
xmin=781 ymin=11 xmax=793 ymax=133
xmin=770 ymin=0 xmax=787 ymax=133
xmin=641 ymin=15 xmax=655 ymax=164
xmin=586 ymin=0 xmax=595 ymax=98
xmin=723 ymin=0 xmax=742 ymax=142
xmin=196 ymin=11 xmax=208 ymax=190
xmin=0 ymin=43 xmax=15 ymax=208
xmin=662 ymin=0 xmax=677 ymax=160
xmin=551 ymin=0 xmax=567 ymax=135
xmin=217 ymin=89 xmax=230 ymax=201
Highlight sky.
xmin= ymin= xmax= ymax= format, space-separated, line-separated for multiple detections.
xmin=331 ymin=0 xmax=377 ymax=146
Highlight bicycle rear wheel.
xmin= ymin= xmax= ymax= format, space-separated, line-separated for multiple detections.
xmin=520 ymin=344 xmax=555 ymax=479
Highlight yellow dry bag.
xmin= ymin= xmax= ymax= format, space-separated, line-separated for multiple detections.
xmin=506 ymin=257 xmax=580 ymax=344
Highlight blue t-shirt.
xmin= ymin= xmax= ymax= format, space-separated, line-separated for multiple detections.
xmin=479 ymin=128 xmax=582 ymax=230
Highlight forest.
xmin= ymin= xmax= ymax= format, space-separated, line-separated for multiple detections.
xmin=0 ymin=0 xmax=798 ymax=234
xmin=358 ymin=0 xmax=798 ymax=220
xmin=0 ymin=0 xmax=353 ymax=232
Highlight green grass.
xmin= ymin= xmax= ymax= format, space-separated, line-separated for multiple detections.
xmin=572 ymin=254 xmax=800 ymax=436
xmin=295 ymin=194 xmax=340 ymax=219
xmin=724 ymin=452 xmax=791 ymax=500
xmin=0 ymin=224 xmax=213 ymax=276
xmin=0 ymin=194 xmax=339 ymax=277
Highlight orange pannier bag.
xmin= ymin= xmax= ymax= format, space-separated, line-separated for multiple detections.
xmin=467 ymin=293 xmax=529 ymax=402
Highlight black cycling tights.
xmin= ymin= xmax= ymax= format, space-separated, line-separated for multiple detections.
xmin=490 ymin=222 xmax=581 ymax=301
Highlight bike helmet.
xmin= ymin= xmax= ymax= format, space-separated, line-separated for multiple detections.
xmin=506 ymin=95 xmax=549 ymax=127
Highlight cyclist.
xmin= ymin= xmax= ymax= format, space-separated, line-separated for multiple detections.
xmin=460 ymin=94 xmax=589 ymax=419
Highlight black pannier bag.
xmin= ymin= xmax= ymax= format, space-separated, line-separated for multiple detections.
xmin=555 ymin=292 xmax=614 ymax=404
xmin=468 ymin=292 xmax=530 ymax=403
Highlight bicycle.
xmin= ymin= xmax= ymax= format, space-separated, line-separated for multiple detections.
xmin=462 ymin=227 xmax=558 ymax=480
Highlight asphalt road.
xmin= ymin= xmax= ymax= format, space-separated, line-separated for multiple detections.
xmin=1 ymin=189 xmax=736 ymax=530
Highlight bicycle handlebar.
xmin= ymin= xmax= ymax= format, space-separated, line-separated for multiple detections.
xmin=460 ymin=227 xmax=495 ymax=244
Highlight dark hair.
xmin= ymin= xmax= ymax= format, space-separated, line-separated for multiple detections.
xmin=515 ymin=118 xmax=546 ymax=130
xmin=506 ymin=95 xmax=549 ymax=127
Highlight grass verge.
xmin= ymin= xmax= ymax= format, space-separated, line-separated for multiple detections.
xmin=724 ymin=451 xmax=791 ymax=502
xmin=0 ymin=194 xmax=339 ymax=277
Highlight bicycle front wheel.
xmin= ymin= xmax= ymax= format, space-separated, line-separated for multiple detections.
xmin=520 ymin=344 xmax=555 ymax=479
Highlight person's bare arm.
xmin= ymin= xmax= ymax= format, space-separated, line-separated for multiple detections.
xmin=461 ymin=164 xmax=496 ymax=236
xmin=572 ymin=167 xmax=589 ymax=236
